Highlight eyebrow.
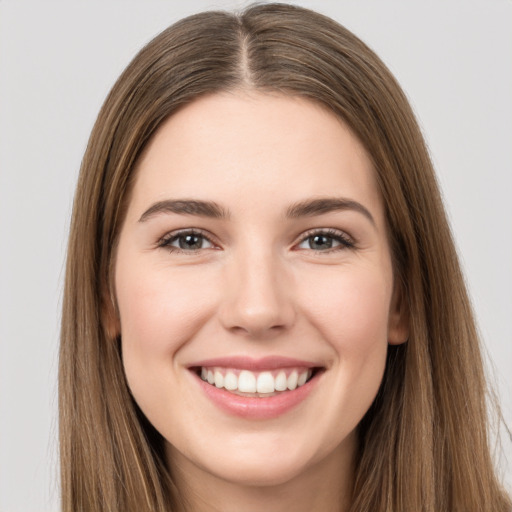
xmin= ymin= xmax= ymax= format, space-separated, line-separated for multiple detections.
xmin=138 ymin=196 xmax=375 ymax=225
xmin=138 ymin=199 xmax=229 ymax=222
xmin=285 ymin=197 xmax=375 ymax=225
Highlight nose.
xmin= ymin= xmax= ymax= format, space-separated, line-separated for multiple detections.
xmin=218 ymin=248 xmax=296 ymax=339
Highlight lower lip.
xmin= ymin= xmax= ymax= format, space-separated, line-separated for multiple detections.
xmin=192 ymin=370 xmax=321 ymax=420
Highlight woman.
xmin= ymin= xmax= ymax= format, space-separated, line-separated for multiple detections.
xmin=59 ymin=3 xmax=511 ymax=511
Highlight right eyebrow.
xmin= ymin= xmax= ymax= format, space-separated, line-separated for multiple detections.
xmin=138 ymin=199 xmax=230 ymax=222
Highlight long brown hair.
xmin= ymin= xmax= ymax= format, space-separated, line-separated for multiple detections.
xmin=59 ymin=3 xmax=511 ymax=511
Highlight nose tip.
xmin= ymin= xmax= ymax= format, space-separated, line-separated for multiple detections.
xmin=227 ymin=302 xmax=290 ymax=338
xmin=219 ymin=257 xmax=295 ymax=339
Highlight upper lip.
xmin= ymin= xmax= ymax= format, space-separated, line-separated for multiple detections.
xmin=188 ymin=356 xmax=321 ymax=371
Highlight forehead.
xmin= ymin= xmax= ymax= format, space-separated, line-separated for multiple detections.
xmin=128 ymin=91 xmax=383 ymax=222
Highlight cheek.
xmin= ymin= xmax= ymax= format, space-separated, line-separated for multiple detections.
xmin=115 ymin=258 xmax=219 ymax=408
xmin=298 ymin=263 xmax=393 ymax=353
xmin=296 ymin=263 xmax=391 ymax=415
xmin=116 ymin=263 xmax=217 ymax=353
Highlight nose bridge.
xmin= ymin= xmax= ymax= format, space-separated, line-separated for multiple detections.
xmin=220 ymin=242 xmax=295 ymax=337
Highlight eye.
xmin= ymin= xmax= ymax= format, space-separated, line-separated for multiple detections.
xmin=296 ymin=229 xmax=354 ymax=252
xmin=158 ymin=230 xmax=216 ymax=253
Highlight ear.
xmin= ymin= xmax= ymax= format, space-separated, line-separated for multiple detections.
xmin=387 ymin=281 xmax=409 ymax=345
xmin=101 ymin=289 xmax=121 ymax=340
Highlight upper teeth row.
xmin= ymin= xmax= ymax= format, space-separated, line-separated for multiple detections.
xmin=200 ymin=367 xmax=312 ymax=393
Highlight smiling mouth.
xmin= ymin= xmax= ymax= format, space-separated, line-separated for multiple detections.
xmin=191 ymin=366 xmax=322 ymax=397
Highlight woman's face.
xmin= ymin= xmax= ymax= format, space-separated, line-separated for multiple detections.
xmin=113 ymin=92 xmax=407 ymax=489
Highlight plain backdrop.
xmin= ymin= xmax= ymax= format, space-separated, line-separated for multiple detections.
xmin=0 ymin=1 xmax=511 ymax=510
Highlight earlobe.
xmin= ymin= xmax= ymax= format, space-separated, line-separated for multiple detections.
xmin=388 ymin=283 xmax=409 ymax=345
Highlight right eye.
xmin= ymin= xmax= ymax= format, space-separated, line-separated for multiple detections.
xmin=158 ymin=230 xmax=216 ymax=253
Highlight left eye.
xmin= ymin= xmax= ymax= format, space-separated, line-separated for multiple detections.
xmin=159 ymin=231 xmax=215 ymax=251
xmin=297 ymin=231 xmax=353 ymax=251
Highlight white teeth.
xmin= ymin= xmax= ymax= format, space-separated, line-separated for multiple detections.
xmin=224 ymin=371 xmax=238 ymax=390
xmin=256 ymin=371 xmax=274 ymax=393
xmin=199 ymin=367 xmax=313 ymax=394
xmin=275 ymin=371 xmax=287 ymax=391
xmin=287 ymin=370 xmax=298 ymax=390
xmin=297 ymin=370 xmax=308 ymax=387
xmin=238 ymin=370 xmax=257 ymax=392
xmin=214 ymin=370 xmax=224 ymax=388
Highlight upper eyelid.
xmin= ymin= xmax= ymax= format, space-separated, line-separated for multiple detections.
xmin=157 ymin=228 xmax=217 ymax=247
xmin=298 ymin=227 xmax=350 ymax=238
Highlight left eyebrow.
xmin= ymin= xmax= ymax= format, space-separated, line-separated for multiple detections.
xmin=285 ymin=197 xmax=376 ymax=226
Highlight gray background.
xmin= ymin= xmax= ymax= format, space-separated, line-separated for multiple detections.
xmin=1 ymin=1 xmax=511 ymax=510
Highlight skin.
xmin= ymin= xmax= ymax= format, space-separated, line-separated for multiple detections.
xmin=113 ymin=91 xmax=408 ymax=512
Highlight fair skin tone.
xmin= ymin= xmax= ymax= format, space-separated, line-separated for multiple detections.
xmin=113 ymin=91 xmax=407 ymax=512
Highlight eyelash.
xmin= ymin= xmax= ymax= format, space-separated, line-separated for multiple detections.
xmin=157 ymin=228 xmax=355 ymax=254
xmin=157 ymin=229 xmax=216 ymax=255
xmin=296 ymin=228 xmax=355 ymax=253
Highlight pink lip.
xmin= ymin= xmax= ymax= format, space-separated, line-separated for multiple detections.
xmin=188 ymin=355 xmax=319 ymax=371
xmin=188 ymin=357 xmax=324 ymax=420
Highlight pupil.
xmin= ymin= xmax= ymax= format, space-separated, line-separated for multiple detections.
xmin=179 ymin=234 xmax=202 ymax=250
xmin=310 ymin=234 xmax=332 ymax=250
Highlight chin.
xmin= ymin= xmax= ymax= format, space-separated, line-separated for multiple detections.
xmin=203 ymin=455 xmax=310 ymax=488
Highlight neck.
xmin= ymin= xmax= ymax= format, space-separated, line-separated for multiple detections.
xmin=166 ymin=432 xmax=356 ymax=512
